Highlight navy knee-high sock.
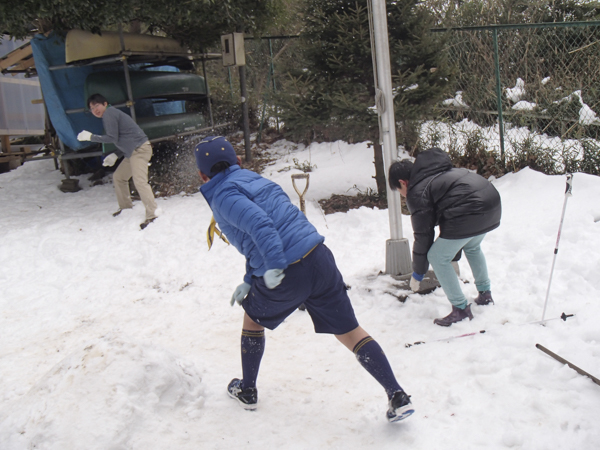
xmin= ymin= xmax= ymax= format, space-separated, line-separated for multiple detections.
xmin=353 ymin=336 xmax=402 ymax=398
xmin=241 ymin=329 xmax=265 ymax=389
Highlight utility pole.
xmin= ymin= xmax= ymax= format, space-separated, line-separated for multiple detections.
xmin=368 ymin=0 xmax=412 ymax=275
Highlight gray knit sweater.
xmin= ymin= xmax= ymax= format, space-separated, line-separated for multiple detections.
xmin=90 ymin=106 xmax=148 ymax=158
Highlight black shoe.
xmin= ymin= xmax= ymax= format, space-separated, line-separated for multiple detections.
xmin=227 ymin=378 xmax=257 ymax=410
xmin=474 ymin=290 xmax=494 ymax=306
xmin=113 ymin=207 xmax=133 ymax=217
xmin=140 ymin=218 xmax=156 ymax=230
xmin=433 ymin=304 xmax=474 ymax=327
xmin=387 ymin=390 xmax=414 ymax=423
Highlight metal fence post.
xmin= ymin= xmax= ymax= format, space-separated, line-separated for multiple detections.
xmin=257 ymin=39 xmax=275 ymax=144
xmin=202 ymin=58 xmax=215 ymax=130
xmin=228 ymin=68 xmax=234 ymax=101
xmin=492 ymin=28 xmax=506 ymax=164
xmin=118 ymin=25 xmax=136 ymax=122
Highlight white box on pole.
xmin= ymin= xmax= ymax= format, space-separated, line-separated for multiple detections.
xmin=221 ymin=33 xmax=246 ymax=67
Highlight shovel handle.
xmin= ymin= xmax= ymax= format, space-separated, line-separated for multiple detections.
xmin=291 ymin=173 xmax=310 ymax=196
xmin=291 ymin=174 xmax=309 ymax=214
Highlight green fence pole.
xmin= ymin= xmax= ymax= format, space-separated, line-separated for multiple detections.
xmin=257 ymin=39 xmax=275 ymax=144
xmin=269 ymin=39 xmax=276 ymax=91
xmin=268 ymin=38 xmax=279 ymax=132
xmin=493 ymin=28 xmax=506 ymax=163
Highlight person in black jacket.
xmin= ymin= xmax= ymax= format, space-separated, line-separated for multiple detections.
xmin=388 ymin=148 xmax=502 ymax=326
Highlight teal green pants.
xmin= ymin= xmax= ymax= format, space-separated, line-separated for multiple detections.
xmin=427 ymin=234 xmax=491 ymax=309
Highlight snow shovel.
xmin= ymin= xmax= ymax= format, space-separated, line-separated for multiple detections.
xmin=292 ymin=173 xmax=310 ymax=312
xmin=387 ymin=253 xmax=461 ymax=302
xmin=387 ymin=270 xmax=441 ymax=302
xmin=292 ymin=173 xmax=310 ymax=214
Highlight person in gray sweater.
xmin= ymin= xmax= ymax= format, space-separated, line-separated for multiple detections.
xmin=77 ymin=94 xmax=157 ymax=229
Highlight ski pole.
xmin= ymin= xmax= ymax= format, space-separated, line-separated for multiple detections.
xmin=405 ymin=330 xmax=485 ymax=347
xmin=405 ymin=313 xmax=574 ymax=348
xmin=528 ymin=312 xmax=573 ymax=326
xmin=541 ymin=173 xmax=573 ymax=323
xmin=536 ymin=344 xmax=600 ymax=387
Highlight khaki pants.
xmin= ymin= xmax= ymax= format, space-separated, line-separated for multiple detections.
xmin=113 ymin=141 xmax=157 ymax=220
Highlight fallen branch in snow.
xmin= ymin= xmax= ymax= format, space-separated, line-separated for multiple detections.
xmin=536 ymin=344 xmax=600 ymax=387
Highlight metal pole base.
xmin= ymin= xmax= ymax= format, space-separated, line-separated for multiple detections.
xmin=385 ymin=238 xmax=412 ymax=276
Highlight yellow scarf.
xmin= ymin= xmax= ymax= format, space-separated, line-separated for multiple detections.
xmin=207 ymin=216 xmax=230 ymax=250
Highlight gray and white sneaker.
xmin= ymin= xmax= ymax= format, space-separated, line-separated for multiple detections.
xmin=387 ymin=390 xmax=414 ymax=422
xmin=227 ymin=378 xmax=257 ymax=410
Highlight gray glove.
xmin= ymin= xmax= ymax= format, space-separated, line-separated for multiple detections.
xmin=263 ymin=268 xmax=285 ymax=289
xmin=231 ymin=282 xmax=251 ymax=306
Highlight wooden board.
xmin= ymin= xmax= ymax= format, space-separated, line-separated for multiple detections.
xmin=0 ymin=43 xmax=34 ymax=72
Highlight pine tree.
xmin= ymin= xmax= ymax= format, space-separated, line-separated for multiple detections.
xmin=276 ymin=0 xmax=454 ymax=195
xmin=277 ymin=1 xmax=376 ymax=144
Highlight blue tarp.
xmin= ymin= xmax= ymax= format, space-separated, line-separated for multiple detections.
xmin=30 ymin=32 xmax=100 ymax=150
xmin=30 ymin=32 xmax=187 ymax=151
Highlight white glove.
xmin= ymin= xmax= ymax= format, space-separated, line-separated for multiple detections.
xmin=102 ymin=153 xmax=119 ymax=167
xmin=263 ymin=268 xmax=285 ymax=289
xmin=77 ymin=130 xmax=92 ymax=141
xmin=231 ymin=282 xmax=251 ymax=306
xmin=409 ymin=274 xmax=422 ymax=292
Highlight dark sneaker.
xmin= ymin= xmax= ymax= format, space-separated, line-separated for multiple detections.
xmin=113 ymin=207 xmax=133 ymax=217
xmin=475 ymin=290 xmax=494 ymax=306
xmin=387 ymin=390 xmax=414 ymax=423
xmin=227 ymin=378 xmax=257 ymax=410
xmin=434 ymin=304 xmax=474 ymax=327
xmin=140 ymin=218 xmax=156 ymax=230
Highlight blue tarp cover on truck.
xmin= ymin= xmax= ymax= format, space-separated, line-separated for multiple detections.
xmin=30 ymin=32 xmax=98 ymax=150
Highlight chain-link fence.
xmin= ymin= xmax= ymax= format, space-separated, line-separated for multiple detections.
xmin=200 ymin=35 xmax=299 ymax=144
xmin=203 ymin=23 xmax=600 ymax=176
xmin=422 ymin=21 xmax=600 ymax=175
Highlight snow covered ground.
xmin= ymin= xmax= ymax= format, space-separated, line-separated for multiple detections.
xmin=0 ymin=139 xmax=599 ymax=449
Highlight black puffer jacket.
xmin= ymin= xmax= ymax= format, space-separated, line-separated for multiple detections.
xmin=406 ymin=148 xmax=502 ymax=275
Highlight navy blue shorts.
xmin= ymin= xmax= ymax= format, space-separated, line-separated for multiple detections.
xmin=242 ymin=244 xmax=359 ymax=334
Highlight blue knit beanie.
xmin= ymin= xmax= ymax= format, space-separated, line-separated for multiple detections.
xmin=194 ymin=136 xmax=238 ymax=177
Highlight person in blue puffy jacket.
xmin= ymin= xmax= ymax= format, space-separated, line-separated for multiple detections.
xmin=196 ymin=136 xmax=414 ymax=422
